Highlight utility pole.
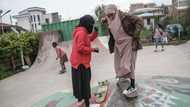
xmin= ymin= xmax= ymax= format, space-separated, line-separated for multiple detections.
xmin=177 ymin=0 xmax=181 ymax=40
xmin=11 ymin=27 xmax=29 ymax=69
xmin=10 ymin=15 xmax=13 ymax=24
xmin=0 ymin=10 xmax=11 ymax=34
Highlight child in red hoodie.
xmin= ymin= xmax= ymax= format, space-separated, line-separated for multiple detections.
xmin=70 ymin=15 xmax=99 ymax=107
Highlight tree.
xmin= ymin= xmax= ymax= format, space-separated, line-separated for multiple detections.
xmin=0 ymin=32 xmax=39 ymax=71
xmin=184 ymin=1 xmax=190 ymax=32
xmin=95 ymin=5 xmax=105 ymax=20
xmin=19 ymin=32 xmax=39 ymax=65
xmin=0 ymin=33 xmax=20 ymax=71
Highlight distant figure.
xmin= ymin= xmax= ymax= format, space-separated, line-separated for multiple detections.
xmin=154 ymin=24 xmax=164 ymax=52
xmin=52 ymin=42 xmax=68 ymax=74
xmin=70 ymin=15 xmax=99 ymax=107
xmin=162 ymin=31 xmax=168 ymax=44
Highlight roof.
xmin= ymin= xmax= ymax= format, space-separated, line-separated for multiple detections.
xmin=177 ymin=6 xmax=189 ymax=10
xmin=137 ymin=12 xmax=164 ymax=17
xmin=0 ymin=23 xmax=28 ymax=32
xmin=132 ymin=7 xmax=164 ymax=14
xmin=18 ymin=7 xmax=46 ymax=15
xmin=13 ymin=7 xmax=46 ymax=19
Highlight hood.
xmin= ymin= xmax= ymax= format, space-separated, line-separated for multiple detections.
xmin=73 ymin=26 xmax=88 ymax=37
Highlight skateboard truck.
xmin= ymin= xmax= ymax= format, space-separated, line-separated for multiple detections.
xmin=98 ymin=80 xmax=109 ymax=86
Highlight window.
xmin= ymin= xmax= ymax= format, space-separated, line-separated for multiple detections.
xmin=37 ymin=15 xmax=40 ymax=22
xmin=30 ymin=16 xmax=33 ymax=22
xmin=35 ymin=24 xmax=37 ymax=31
xmin=147 ymin=18 xmax=151 ymax=25
xmin=45 ymin=18 xmax=49 ymax=24
xmin=31 ymin=24 xmax=34 ymax=32
xmin=33 ymin=15 xmax=36 ymax=22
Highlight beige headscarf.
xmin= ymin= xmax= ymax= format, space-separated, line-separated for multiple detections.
xmin=104 ymin=4 xmax=132 ymax=54
xmin=104 ymin=4 xmax=117 ymax=15
xmin=104 ymin=4 xmax=121 ymax=40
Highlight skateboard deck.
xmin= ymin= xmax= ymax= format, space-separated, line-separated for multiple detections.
xmin=117 ymin=78 xmax=138 ymax=98
xmin=93 ymin=80 xmax=109 ymax=103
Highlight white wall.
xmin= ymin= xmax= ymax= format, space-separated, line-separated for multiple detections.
xmin=17 ymin=16 xmax=31 ymax=31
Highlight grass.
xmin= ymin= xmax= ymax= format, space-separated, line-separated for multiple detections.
xmin=140 ymin=29 xmax=152 ymax=40
xmin=0 ymin=68 xmax=17 ymax=80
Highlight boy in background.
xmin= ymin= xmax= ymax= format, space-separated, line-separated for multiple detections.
xmin=52 ymin=42 xmax=68 ymax=74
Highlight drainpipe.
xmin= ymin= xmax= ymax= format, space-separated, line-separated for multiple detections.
xmin=177 ymin=0 xmax=181 ymax=40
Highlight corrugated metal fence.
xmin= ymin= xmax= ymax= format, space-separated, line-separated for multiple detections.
xmin=42 ymin=19 xmax=108 ymax=41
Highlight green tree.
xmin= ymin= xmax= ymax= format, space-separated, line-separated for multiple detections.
xmin=184 ymin=1 xmax=190 ymax=32
xmin=95 ymin=5 xmax=105 ymax=20
xmin=0 ymin=33 xmax=19 ymax=71
xmin=0 ymin=32 xmax=39 ymax=71
xmin=19 ymin=32 xmax=39 ymax=65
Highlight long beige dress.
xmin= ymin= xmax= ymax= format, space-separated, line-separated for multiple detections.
xmin=108 ymin=11 xmax=137 ymax=79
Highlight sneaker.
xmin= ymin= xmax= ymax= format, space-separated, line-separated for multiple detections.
xmin=59 ymin=70 xmax=66 ymax=74
xmin=122 ymin=87 xmax=137 ymax=95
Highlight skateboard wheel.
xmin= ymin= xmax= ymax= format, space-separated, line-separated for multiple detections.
xmin=95 ymin=93 xmax=102 ymax=98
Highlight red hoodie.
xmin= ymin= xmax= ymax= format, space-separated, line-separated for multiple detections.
xmin=70 ymin=27 xmax=98 ymax=69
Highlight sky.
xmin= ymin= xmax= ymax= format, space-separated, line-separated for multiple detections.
xmin=0 ymin=0 xmax=171 ymax=24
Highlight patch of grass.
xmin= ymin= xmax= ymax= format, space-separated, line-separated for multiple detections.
xmin=140 ymin=29 xmax=153 ymax=40
xmin=0 ymin=68 xmax=16 ymax=80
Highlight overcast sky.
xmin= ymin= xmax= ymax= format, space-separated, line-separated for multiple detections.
xmin=0 ymin=0 xmax=171 ymax=24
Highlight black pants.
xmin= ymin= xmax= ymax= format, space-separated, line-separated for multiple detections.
xmin=71 ymin=64 xmax=91 ymax=107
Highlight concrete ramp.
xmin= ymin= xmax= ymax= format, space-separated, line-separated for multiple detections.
xmin=30 ymin=31 xmax=61 ymax=70
xmin=2 ymin=33 xmax=190 ymax=107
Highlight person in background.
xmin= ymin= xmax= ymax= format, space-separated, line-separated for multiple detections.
xmin=154 ymin=24 xmax=164 ymax=52
xmin=70 ymin=15 xmax=99 ymax=107
xmin=52 ymin=42 xmax=67 ymax=74
xmin=103 ymin=4 xmax=143 ymax=96
xmin=162 ymin=31 xmax=168 ymax=44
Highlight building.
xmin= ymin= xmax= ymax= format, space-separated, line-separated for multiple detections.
xmin=0 ymin=23 xmax=27 ymax=34
xmin=129 ymin=3 xmax=156 ymax=13
xmin=130 ymin=3 xmax=166 ymax=29
xmin=13 ymin=7 xmax=61 ymax=32
xmin=129 ymin=3 xmax=144 ymax=13
xmin=171 ymin=0 xmax=189 ymax=16
xmin=42 ymin=12 xmax=61 ymax=24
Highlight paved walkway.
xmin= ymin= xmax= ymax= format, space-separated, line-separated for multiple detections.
xmin=0 ymin=35 xmax=190 ymax=107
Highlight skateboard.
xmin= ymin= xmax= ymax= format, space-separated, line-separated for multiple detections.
xmin=116 ymin=78 xmax=138 ymax=98
xmin=93 ymin=80 xmax=109 ymax=103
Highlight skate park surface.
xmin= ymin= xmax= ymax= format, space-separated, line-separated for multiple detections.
xmin=0 ymin=32 xmax=190 ymax=107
